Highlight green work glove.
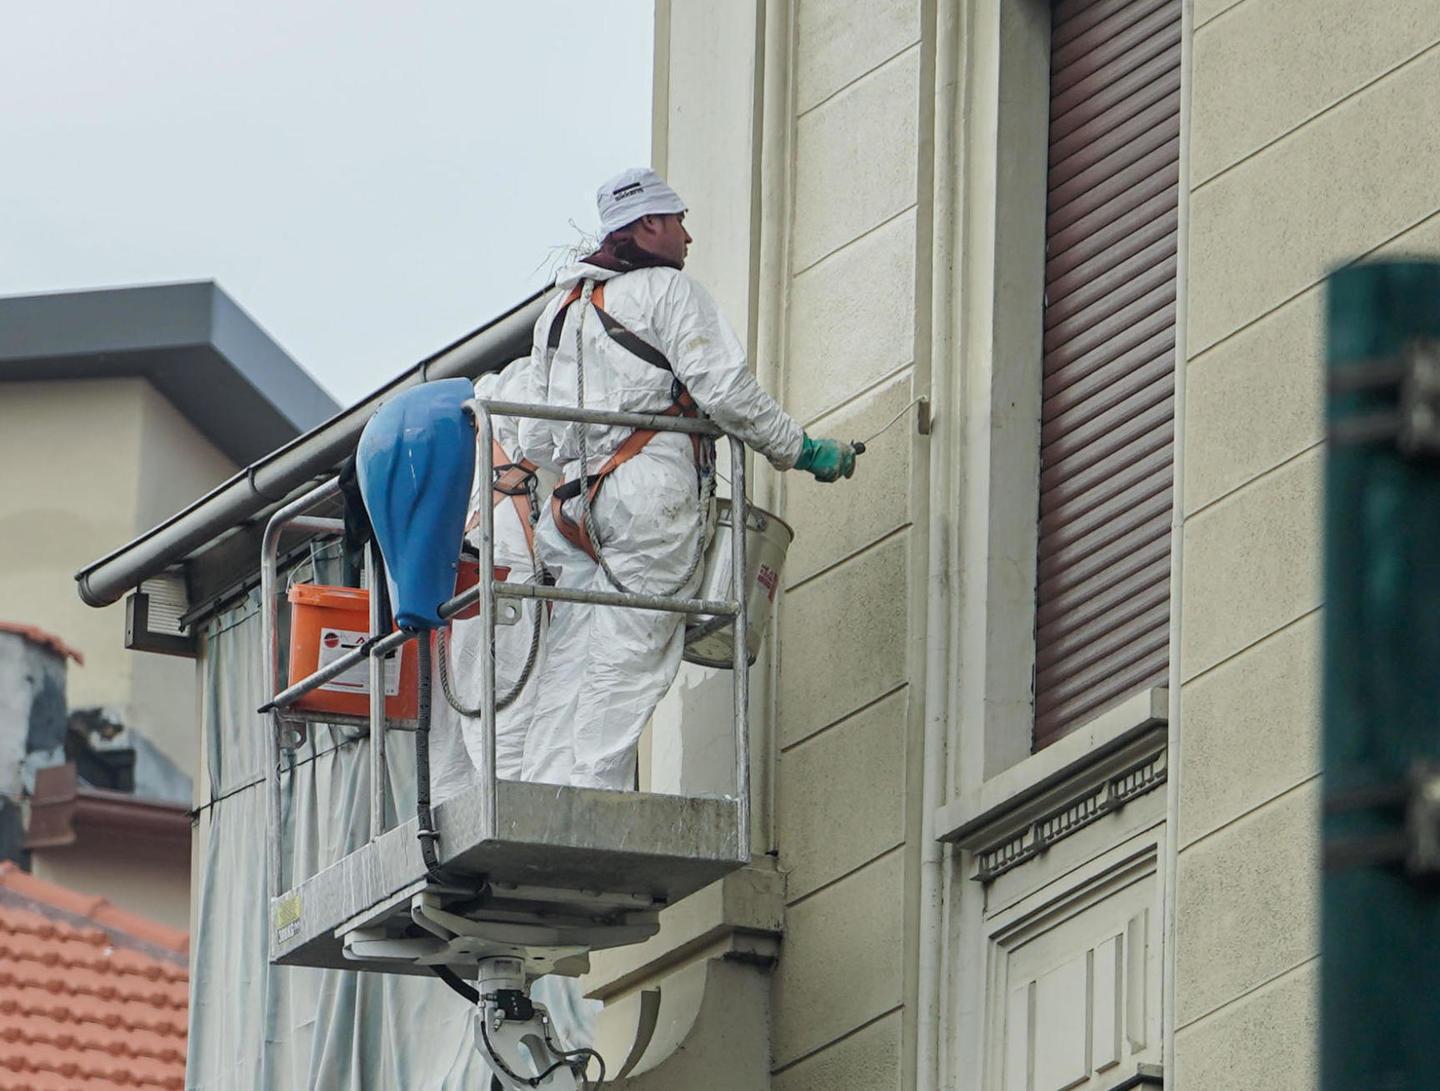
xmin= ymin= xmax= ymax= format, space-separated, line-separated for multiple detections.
xmin=793 ymin=434 xmax=857 ymax=483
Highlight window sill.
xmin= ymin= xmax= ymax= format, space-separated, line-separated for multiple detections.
xmin=935 ymin=687 xmax=1168 ymax=857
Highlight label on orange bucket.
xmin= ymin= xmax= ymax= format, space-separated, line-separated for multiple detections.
xmin=317 ymin=628 xmax=400 ymax=696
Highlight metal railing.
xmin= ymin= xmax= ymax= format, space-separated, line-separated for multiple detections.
xmin=258 ymin=399 xmax=751 ymax=904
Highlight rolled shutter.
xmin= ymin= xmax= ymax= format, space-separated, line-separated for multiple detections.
xmin=1033 ymin=0 xmax=1181 ymax=749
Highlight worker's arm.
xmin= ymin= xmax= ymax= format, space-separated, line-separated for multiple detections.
xmin=651 ymin=272 xmax=804 ymax=470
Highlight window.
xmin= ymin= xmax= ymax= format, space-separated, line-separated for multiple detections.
xmin=1032 ymin=0 xmax=1182 ymax=749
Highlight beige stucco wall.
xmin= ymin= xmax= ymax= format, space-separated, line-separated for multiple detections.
xmin=130 ymin=381 xmax=235 ymax=775
xmin=31 ymin=832 xmax=191 ymax=932
xmin=647 ymin=2 xmax=930 ymax=1086
xmin=768 ymin=3 xmax=925 ymax=1087
xmin=0 ymin=377 xmax=235 ymax=778
xmin=1174 ymin=3 xmax=1440 ymax=1085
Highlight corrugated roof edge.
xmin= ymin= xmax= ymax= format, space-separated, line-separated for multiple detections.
xmin=74 ymin=286 xmax=553 ymax=609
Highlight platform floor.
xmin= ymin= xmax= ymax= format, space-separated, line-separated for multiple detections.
xmin=270 ymin=779 xmax=746 ymax=975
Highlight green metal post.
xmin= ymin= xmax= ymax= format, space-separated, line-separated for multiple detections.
xmin=1323 ymin=260 xmax=1440 ymax=1089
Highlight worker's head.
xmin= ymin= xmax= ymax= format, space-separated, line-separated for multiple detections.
xmin=596 ymin=167 xmax=691 ymax=268
xmin=620 ymin=212 xmax=690 ymax=268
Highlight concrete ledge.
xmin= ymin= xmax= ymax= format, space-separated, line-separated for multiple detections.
xmin=586 ymin=860 xmax=785 ymax=1087
xmin=583 ymin=857 xmax=784 ymax=1003
xmin=937 ymin=688 xmax=1168 ymax=847
xmin=602 ymin=957 xmax=775 ymax=1087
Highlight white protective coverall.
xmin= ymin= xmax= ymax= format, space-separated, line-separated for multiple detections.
xmin=517 ymin=262 xmax=803 ymax=790
xmin=436 ymin=361 xmax=547 ymax=789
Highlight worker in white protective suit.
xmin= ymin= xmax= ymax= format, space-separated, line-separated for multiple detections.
xmin=434 ymin=359 xmax=547 ymax=792
xmin=516 ymin=167 xmax=857 ymax=791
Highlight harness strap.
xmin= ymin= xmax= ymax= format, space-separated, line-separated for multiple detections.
xmin=550 ymin=393 xmax=699 ymax=562
xmin=546 ymin=282 xmax=677 ymax=376
xmin=465 ymin=438 xmax=538 ymax=553
xmin=543 ymin=276 xmax=708 ymax=564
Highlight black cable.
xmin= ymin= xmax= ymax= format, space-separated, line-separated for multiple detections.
xmin=556 ymin=1048 xmax=606 ymax=1090
xmin=430 ymin=964 xmax=479 ymax=1004
xmin=539 ymin=1013 xmax=607 ymax=1089
xmin=477 ymin=1008 xmax=545 ymax=1088
xmin=415 ymin=633 xmax=444 ymax=881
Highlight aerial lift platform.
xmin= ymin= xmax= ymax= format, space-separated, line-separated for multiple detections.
xmin=258 ymin=398 xmax=757 ymax=1087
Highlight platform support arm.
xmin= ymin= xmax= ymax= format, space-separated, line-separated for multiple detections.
xmin=474 ymin=957 xmax=586 ymax=1090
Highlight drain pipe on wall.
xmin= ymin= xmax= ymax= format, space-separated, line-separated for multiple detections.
xmin=755 ymin=0 xmax=795 ymax=857
xmin=1162 ymin=0 xmax=1195 ymax=1076
xmin=915 ymin=0 xmax=962 ymax=1086
xmin=916 ymin=393 xmax=954 ymax=1091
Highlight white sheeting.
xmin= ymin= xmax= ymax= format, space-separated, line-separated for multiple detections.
xmin=188 ymin=582 xmax=593 ymax=1089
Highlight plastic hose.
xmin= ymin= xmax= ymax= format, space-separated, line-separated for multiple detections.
xmin=414 ymin=633 xmax=444 ymax=880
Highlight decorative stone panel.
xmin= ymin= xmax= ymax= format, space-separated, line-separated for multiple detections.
xmin=988 ymin=841 xmax=1163 ymax=1091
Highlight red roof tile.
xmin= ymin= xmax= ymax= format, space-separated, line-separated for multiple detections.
xmin=0 ymin=864 xmax=186 ymax=1089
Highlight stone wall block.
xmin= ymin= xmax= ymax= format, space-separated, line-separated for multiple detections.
xmin=794 ymin=0 xmax=920 ymax=114
xmin=1174 ymin=780 xmax=1319 ymax=1028
xmin=1180 ymin=447 xmax=1321 ymax=682
xmin=1177 ymin=612 xmax=1321 ymax=848
xmin=772 ymin=1008 xmax=901 ymax=1091
xmin=1173 ymin=959 xmax=1317 ymax=1091
xmin=784 ymin=209 xmax=916 ymax=424
xmin=776 ymin=533 xmax=908 ymax=750
xmin=776 ymin=688 xmax=907 ymax=901
xmin=1192 ymin=0 xmax=1440 ymax=184
xmin=1187 ymin=48 xmax=1440 ymax=355
xmin=1183 ymin=289 xmax=1323 ymax=515
xmin=791 ymin=48 xmax=919 ymax=273
xmin=771 ymin=849 xmax=904 ymax=1068
xmin=784 ymin=370 xmax=914 ymax=586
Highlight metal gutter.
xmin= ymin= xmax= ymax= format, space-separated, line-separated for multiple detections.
xmin=75 ymin=287 xmax=552 ymax=608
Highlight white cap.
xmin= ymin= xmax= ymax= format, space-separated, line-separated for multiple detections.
xmin=596 ymin=167 xmax=687 ymax=235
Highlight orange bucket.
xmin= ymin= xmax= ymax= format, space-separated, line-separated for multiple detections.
xmin=286 ymin=585 xmax=419 ymax=721
xmin=451 ymin=559 xmax=511 ymax=621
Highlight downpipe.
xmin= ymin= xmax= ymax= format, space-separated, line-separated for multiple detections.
xmin=1162 ymin=0 xmax=1195 ymax=1075
xmin=916 ymin=0 xmax=961 ymax=1085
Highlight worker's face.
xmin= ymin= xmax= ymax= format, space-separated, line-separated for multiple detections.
xmin=636 ymin=213 xmax=691 ymax=268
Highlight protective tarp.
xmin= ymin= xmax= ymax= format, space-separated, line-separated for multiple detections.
xmin=187 ymin=565 xmax=592 ymax=1089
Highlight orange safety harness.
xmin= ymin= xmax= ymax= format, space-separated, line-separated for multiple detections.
xmin=544 ymin=280 xmax=708 ymax=562
xmin=464 ymin=438 xmax=540 ymax=551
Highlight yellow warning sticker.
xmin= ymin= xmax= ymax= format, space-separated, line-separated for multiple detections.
xmin=274 ymin=893 xmax=302 ymax=943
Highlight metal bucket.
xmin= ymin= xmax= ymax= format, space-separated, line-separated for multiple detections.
xmin=683 ymin=497 xmax=794 ymax=669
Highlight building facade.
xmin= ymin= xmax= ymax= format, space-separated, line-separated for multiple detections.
xmin=0 ymin=282 xmax=336 ymax=930
xmin=0 ymin=281 xmax=336 ymax=782
xmin=618 ymin=1 xmax=1440 ymax=1087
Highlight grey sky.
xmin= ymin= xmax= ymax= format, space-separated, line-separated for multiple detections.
xmin=1 ymin=1 xmax=654 ymax=403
